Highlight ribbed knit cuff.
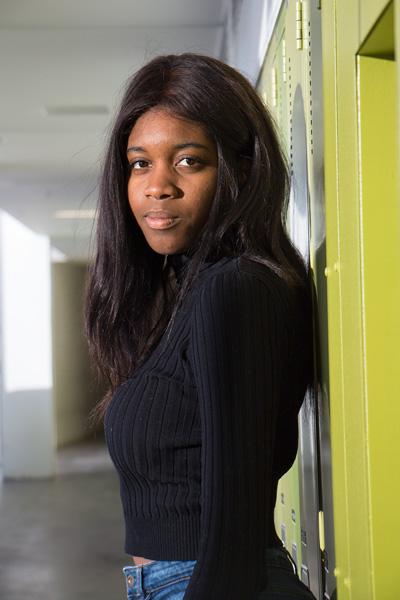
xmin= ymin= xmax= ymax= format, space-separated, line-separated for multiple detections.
xmin=124 ymin=514 xmax=200 ymax=560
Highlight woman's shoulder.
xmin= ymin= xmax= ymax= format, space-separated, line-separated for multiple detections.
xmin=194 ymin=255 xmax=307 ymax=331
xmin=200 ymin=255 xmax=292 ymax=298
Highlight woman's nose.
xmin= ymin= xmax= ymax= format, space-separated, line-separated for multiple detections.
xmin=144 ymin=165 xmax=179 ymax=200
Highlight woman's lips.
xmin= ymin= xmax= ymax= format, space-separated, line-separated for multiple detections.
xmin=144 ymin=211 xmax=180 ymax=230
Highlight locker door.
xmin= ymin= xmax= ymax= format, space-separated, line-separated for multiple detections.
xmin=285 ymin=4 xmax=321 ymax=596
xmin=322 ymin=0 xmax=400 ymax=596
xmin=259 ymin=11 xmax=306 ymax=575
xmin=258 ymin=2 xmax=336 ymax=598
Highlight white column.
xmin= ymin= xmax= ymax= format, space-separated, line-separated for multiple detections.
xmin=0 ymin=210 xmax=55 ymax=478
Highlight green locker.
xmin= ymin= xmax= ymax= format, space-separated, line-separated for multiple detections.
xmin=322 ymin=0 xmax=400 ymax=597
xmin=258 ymin=2 xmax=335 ymax=598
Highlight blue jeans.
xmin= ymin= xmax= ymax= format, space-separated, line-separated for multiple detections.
xmin=123 ymin=548 xmax=317 ymax=599
xmin=123 ymin=560 xmax=196 ymax=600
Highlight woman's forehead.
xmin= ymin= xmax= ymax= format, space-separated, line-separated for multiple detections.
xmin=126 ymin=107 xmax=215 ymax=150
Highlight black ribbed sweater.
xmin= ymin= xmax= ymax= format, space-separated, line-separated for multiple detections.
xmin=105 ymin=256 xmax=311 ymax=599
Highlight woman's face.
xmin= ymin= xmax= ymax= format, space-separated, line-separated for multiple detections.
xmin=126 ymin=107 xmax=218 ymax=255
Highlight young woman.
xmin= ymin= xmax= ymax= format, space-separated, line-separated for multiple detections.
xmin=86 ymin=53 xmax=316 ymax=600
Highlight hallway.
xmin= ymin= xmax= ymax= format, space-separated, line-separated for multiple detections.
xmin=0 ymin=441 xmax=128 ymax=600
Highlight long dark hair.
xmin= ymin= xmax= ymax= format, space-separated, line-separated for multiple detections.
xmin=85 ymin=53 xmax=310 ymax=419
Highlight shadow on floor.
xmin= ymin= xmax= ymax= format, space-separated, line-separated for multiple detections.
xmin=0 ymin=441 xmax=128 ymax=600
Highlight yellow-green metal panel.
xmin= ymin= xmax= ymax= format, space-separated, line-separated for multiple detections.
xmin=258 ymin=2 xmax=304 ymax=575
xmin=320 ymin=3 xmax=351 ymax=597
xmin=359 ymin=2 xmax=395 ymax=59
xmin=322 ymin=0 xmax=399 ymax=598
xmin=303 ymin=2 xmax=337 ymax=594
xmin=275 ymin=28 xmax=305 ymax=572
xmin=360 ymin=0 xmax=395 ymax=46
xmin=358 ymin=54 xmax=400 ymax=598
xmin=321 ymin=0 xmax=372 ymax=597
xmin=260 ymin=5 xmax=336 ymax=596
xmin=397 ymin=1 xmax=400 ymax=183
xmin=261 ymin=3 xmax=335 ymax=596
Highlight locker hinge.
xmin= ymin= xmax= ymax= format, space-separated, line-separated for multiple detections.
xmin=271 ymin=68 xmax=278 ymax=106
xmin=296 ymin=1 xmax=303 ymax=49
xmin=282 ymin=39 xmax=287 ymax=82
xmin=296 ymin=1 xmax=311 ymax=50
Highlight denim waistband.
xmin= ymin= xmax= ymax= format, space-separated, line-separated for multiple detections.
xmin=123 ymin=560 xmax=196 ymax=597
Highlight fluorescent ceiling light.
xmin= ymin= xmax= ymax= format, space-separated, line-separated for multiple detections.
xmin=41 ymin=105 xmax=109 ymax=117
xmin=54 ymin=210 xmax=97 ymax=219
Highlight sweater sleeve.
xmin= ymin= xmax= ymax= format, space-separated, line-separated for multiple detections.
xmin=184 ymin=266 xmax=290 ymax=600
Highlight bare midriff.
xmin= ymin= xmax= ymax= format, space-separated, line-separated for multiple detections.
xmin=132 ymin=556 xmax=154 ymax=566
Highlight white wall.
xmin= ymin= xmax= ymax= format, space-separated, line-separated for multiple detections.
xmin=218 ymin=0 xmax=282 ymax=83
xmin=0 ymin=210 xmax=55 ymax=478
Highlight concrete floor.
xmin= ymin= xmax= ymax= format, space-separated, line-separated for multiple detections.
xmin=0 ymin=441 xmax=128 ymax=600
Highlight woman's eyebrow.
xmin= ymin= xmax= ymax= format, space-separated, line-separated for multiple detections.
xmin=127 ymin=142 xmax=210 ymax=154
xmin=127 ymin=145 xmax=145 ymax=154
xmin=174 ymin=142 xmax=209 ymax=150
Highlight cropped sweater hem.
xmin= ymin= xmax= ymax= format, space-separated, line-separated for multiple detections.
xmin=125 ymin=514 xmax=200 ymax=560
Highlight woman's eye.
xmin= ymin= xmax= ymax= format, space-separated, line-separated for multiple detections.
xmin=178 ymin=157 xmax=200 ymax=167
xmin=131 ymin=160 xmax=148 ymax=170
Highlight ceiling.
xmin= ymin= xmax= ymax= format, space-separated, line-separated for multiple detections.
xmin=0 ymin=0 xmax=224 ymax=261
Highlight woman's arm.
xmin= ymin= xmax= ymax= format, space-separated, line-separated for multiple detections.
xmin=185 ymin=265 xmax=291 ymax=600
